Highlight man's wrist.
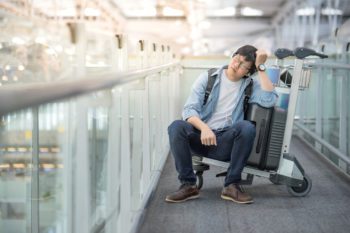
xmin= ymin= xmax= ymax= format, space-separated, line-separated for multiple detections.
xmin=200 ymin=124 xmax=211 ymax=132
xmin=257 ymin=64 xmax=266 ymax=72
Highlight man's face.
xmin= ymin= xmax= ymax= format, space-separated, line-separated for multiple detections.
xmin=229 ymin=54 xmax=253 ymax=78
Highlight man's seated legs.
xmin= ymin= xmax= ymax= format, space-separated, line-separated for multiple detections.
xmin=166 ymin=120 xmax=255 ymax=204
xmin=165 ymin=120 xmax=207 ymax=203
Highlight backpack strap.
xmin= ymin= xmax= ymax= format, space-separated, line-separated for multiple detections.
xmin=203 ymin=68 xmax=253 ymax=119
xmin=243 ymin=79 xmax=254 ymax=119
xmin=203 ymin=68 xmax=218 ymax=105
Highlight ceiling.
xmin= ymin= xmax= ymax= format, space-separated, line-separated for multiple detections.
xmin=115 ymin=0 xmax=288 ymax=54
xmin=114 ymin=0 xmax=350 ymax=55
xmin=1 ymin=0 xmax=350 ymax=55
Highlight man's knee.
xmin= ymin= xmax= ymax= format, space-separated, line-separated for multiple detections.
xmin=240 ymin=120 xmax=256 ymax=139
xmin=168 ymin=120 xmax=190 ymax=136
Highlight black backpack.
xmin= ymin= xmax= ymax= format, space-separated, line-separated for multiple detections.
xmin=203 ymin=68 xmax=253 ymax=119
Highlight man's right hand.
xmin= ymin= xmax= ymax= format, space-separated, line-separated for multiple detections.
xmin=201 ymin=127 xmax=217 ymax=146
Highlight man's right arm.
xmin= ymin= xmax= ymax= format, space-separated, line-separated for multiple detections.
xmin=182 ymin=72 xmax=217 ymax=146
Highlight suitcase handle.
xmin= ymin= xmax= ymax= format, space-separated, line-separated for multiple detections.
xmin=256 ymin=119 xmax=266 ymax=153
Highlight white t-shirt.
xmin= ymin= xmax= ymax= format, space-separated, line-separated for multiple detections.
xmin=206 ymin=70 xmax=242 ymax=130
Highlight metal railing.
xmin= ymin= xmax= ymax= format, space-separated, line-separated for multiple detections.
xmin=0 ymin=62 xmax=181 ymax=233
xmin=0 ymin=62 xmax=178 ymax=116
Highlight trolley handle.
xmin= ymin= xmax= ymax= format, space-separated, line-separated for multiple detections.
xmin=274 ymin=48 xmax=294 ymax=59
xmin=294 ymin=47 xmax=328 ymax=59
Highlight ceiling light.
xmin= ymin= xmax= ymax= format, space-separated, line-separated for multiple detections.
xmin=42 ymin=163 xmax=55 ymax=169
xmin=18 ymin=147 xmax=27 ymax=152
xmin=54 ymin=45 xmax=63 ymax=53
xmin=13 ymin=163 xmax=25 ymax=169
xmin=162 ymin=7 xmax=184 ymax=17
xmin=12 ymin=37 xmax=26 ymax=45
xmin=40 ymin=147 xmax=50 ymax=153
xmin=199 ymin=21 xmax=211 ymax=30
xmin=124 ymin=7 xmax=157 ymax=17
xmin=64 ymin=48 xmax=75 ymax=55
xmin=296 ymin=7 xmax=315 ymax=16
xmin=84 ymin=8 xmax=101 ymax=17
xmin=175 ymin=36 xmax=188 ymax=44
xmin=207 ymin=7 xmax=236 ymax=17
xmin=190 ymin=29 xmax=201 ymax=40
xmin=45 ymin=48 xmax=56 ymax=55
xmin=181 ymin=47 xmax=191 ymax=55
xmin=0 ymin=164 xmax=10 ymax=169
xmin=240 ymin=7 xmax=263 ymax=16
xmin=322 ymin=8 xmax=343 ymax=15
xmin=187 ymin=14 xmax=197 ymax=25
xmin=57 ymin=8 xmax=76 ymax=17
xmin=175 ymin=20 xmax=182 ymax=26
xmin=18 ymin=65 xmax=25 ymax=71
xmin=35 ymin=37 xmax=47 ymax=44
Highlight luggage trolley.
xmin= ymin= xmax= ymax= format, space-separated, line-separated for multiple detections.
xmin=192 ymin=47 xmax=328 ymax=197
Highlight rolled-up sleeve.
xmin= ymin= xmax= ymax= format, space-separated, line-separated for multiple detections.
xmin=182 ymin=72 xmax=208 ymax=120
xmin=249 ymin=78 xmax=279 ymax=108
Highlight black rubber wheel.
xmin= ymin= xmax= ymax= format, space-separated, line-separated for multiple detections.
xmin=287 ymin=174 xmax=312 ymax=197
xmin=195 ymin=171 xmax=203 ymax=190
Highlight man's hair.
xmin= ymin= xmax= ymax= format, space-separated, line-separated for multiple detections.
xmin=232 ymin=45 xmax=257 ymax=76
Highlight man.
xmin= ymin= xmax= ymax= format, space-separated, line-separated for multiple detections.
xmin=166 ymin=45 xmax=278 ymax=204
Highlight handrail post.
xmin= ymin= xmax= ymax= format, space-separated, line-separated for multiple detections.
xmin=31 ymin=106 xmax=40 ymax=233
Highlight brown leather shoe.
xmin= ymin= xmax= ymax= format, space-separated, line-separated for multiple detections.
xmin=221 ymin=184 xmax=254 ymax=204
xmin=165 ymin=184 xmax=199 ymax=203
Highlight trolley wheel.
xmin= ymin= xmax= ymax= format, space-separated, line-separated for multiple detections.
xmin=195 ymin=171 xmax=204 ymax=190
xmin=287 ymin=174 xmax=312 ymax=197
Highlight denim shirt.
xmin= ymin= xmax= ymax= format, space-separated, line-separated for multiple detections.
xmin=182 ymin=65 xmax=279 ymax=126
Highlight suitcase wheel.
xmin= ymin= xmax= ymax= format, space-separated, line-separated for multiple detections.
xmin=286 ymin=174 xmax=312 ymax=197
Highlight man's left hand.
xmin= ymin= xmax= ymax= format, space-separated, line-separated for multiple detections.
xmin=255 ymin=49 xmax=267 ymax=67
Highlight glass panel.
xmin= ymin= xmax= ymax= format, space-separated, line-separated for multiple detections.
xmin=37 ymin=101 xmax=76 ymax=233
xmin=87 ymin=92 xmax=110 ymax=231
xmin=148 ymin=75 xmax=161 ymax=171
xmin=105 ymin=88 xmax=122 ymax=233
xmin=348 ymin=70 xmax=350 ymax=156
xmin=299 ymin=67 xmax=319 ymax=132
xmin=129 ymin=89 xmax=144 ymax=210
xmin=321 ymin=68 xmax=339 ymax=148
xmin=0 ymin=109 xmax=33 ymax=233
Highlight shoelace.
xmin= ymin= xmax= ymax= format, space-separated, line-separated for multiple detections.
xmin=235 ymin=184 xmax=245 ymax=193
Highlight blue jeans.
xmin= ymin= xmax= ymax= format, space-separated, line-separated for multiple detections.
xmin=168 ymin=120 xmax=256 ymax=187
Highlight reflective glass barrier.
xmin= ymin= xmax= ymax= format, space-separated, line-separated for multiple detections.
xmin=295 ymin=57 xmax=350 ymax=175
xmin=0 ymin=65 xmax=181 ymax=233
xmin=0 ymin=109 xmax=33 ymax=233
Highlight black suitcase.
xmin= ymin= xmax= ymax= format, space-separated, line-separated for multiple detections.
xmin=245 ymin=104 xmax=287 ymax=170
